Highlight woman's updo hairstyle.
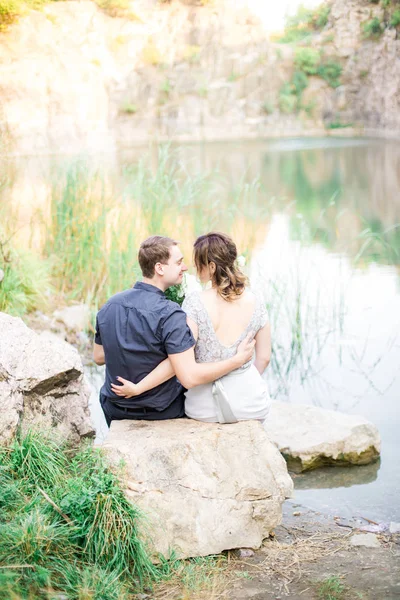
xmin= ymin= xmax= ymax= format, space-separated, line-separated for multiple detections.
xmin=193 ymin=232 xmax=248 ymax=302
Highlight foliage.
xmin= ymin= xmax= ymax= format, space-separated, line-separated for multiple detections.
xmin=0 ymin=239 xmax=52 ymax=315
xmin=261 ymin=100 xmax=275 ymax=114
xmin=292 ymin=69 xmax=309 ymax=95
xmin=317 ymin=60 xmax=342 ymax=88
xmin=390 ymin=8 xmax=400 ymax=26
xmin=293 ymin=47 xmax=342 ymax=88
xmin=120 ymin=101 xmax=138 ymax=114
xmin=0 ymin=430 xmax=231 ymax=599
xmin=294 ymin=47 xmax=321 ymax=75
xmin=165 ymin=284 xmax=185 ymax=306
xmin=279 ymin=87 xmax=298 ymax=114
xmin=325 ymin=121 xmax=353 ymax=129
xmin=279 ymin=70 xmax=308 ymax=114
xmin=278 ymin=3 xmax=330 ymax=43
xmin=363 ymin=17 xmax=383 ymax=38
xmin=0 ymin=431 xmax=158 ymax=599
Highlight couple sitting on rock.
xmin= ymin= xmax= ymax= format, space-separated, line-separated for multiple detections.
xmin=94 ymin=232 xmax=271 ymax=426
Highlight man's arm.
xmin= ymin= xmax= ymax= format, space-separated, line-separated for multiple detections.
xmin=93 ymin=343 xmax=105 ymax=366
xmin=111 ymin=335 xmax=254 ymax=397
xmin=168 ymin=341 xmax=253 ymax=389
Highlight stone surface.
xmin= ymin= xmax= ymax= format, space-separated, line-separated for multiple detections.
xmin=54 ymin=304 xmax=91 ymax=332
xmin=264 ymin=402 xmax=380 ymax=472
xmin=103 ymin=419 xmax=293 ymax=559
xmin=350 ymin=533 xmax=380 ymax=548
xmin=0 ymin=312 xmax=95 ymax=444
xmin=389 ymin=522 xmax=400 ymax=535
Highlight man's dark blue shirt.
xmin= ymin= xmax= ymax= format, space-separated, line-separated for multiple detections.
xmin=95 ymin=281 xmax=195 ymax=411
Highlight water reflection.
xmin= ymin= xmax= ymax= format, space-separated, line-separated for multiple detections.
xmin=1 ymin=137 xmax=400 ymax=520
xmin=293 ymin=460 xmax=380 ymax=490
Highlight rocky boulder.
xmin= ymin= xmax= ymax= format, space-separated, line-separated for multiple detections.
xmin=264 ymin=402 xmax=380 ymax=473
xmin=103 ymin=419 xmax=293 ymax=559
xmin=0 ymin=312 xmax=95 ymax=444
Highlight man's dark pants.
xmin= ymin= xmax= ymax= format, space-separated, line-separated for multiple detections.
xmin=100 ymin=393 xmax=185 ymax=427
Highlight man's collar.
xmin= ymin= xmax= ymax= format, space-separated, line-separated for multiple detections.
xmin=134 ymin=281 xmax=165 ymax=295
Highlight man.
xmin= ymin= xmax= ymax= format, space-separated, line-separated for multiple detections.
xmin=94 ymin=235 xmax=254 ymax=425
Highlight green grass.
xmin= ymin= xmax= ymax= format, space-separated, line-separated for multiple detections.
xmin=0 ymin=431 xmax=157 ymax=598
xmin=0 ymin=238 xmax=53 ymax=315
xmin=0 ymin=430 xmax=232 ymax=598
xmin=363 ymin=17 xmax=383 ymax=38
xmin=317 ymin=575 xmax=346 ymax=600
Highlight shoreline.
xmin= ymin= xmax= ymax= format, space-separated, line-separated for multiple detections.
xmin=2 ymin=128 xmax=400 ymax=159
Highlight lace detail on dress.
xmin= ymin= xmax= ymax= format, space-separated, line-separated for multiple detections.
xmin=182 ymin=290 xmax=269 ymax=370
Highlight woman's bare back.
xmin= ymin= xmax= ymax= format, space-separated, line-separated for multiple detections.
xmin=199 ymin=288 xmax=257 ymax=347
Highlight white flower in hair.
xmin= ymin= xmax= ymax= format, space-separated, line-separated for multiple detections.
xmin=237 ymin=255 xmax=246 ymax=267
xmin=183 ymin=272 xmax=202 ymax=294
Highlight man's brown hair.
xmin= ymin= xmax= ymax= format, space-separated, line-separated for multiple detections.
xmin=138 ymin=235 xmax=178 ymax=278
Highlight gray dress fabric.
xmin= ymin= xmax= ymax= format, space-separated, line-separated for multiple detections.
xmin=182 ymin=290 xmax=271 ymax=423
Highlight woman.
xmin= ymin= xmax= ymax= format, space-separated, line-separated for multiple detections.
xmin=111 ymin=232 xmax=271 ymax=423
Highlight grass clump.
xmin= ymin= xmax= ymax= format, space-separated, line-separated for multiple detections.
xmin=0 ymin=429 xmax=233 ymax=599
xmin=363 ymin=17 xmax=383 ymax=38
xmin=317 ymin=575 xmax=346 ymax=600
xmin=0 ymin=430 xmax=158 ymax=598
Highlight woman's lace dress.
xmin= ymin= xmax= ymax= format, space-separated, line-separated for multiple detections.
xmin=182 ymin=290 xmax=271 ymax=423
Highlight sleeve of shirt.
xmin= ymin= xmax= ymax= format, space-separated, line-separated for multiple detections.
xmin=94 ymin=315 xmax=102 ymax=345
xmin=161 ymin=308 xmax=196 ymax=355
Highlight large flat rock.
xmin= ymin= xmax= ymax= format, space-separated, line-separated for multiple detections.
xmin=264 ymin=402 xmax=381 ymax=472
xmin=0 ymin=312 xmax=94 ymax=443
xmin=103 ymin=419 xmax=293 ymax=559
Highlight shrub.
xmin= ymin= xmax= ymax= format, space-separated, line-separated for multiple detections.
xmin=120 ymin=102 xmax=138 ymax=114
xmin=278 ymin=3 xmax=330 ymax=43
xmin=0 ymin=0 xmax=22 ymax=29
xmin=261 ymin=100 xmax=274 ymax=114
xmin=294 ymin=47 xmax=321 ymax=75
xmin=318 ymin=60 xmax=342 ymax=88
xmin=363 ymin=17 xmax=383 ymax=38
xmin=292 ymin=69 xmax=309 ymax=95
xmin=390 ymin=9 xmax=400 ymax=26
xmin=313 ymin=4 xmax=331 ymax=29
xmin=279 ymin=91 xmax=297 ymax=114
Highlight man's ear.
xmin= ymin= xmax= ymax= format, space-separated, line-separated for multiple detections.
xmin=155 ymin=262 xmax=164 ymax=276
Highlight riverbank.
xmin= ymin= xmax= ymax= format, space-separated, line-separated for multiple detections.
xmin=223 ymin=502 xmax=400 ymax=600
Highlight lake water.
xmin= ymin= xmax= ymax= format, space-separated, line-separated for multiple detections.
xmin=3 ymin=137 xmax=400 ymax=522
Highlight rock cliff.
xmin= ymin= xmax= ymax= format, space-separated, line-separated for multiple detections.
xmin=0 ymin=0 xmax=398 ymax=155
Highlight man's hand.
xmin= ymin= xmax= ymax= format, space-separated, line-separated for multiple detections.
xmin=233 ymin=333 xmax=256 ymax=368
xmin=110 ymin=376 xmax=139 ymax=398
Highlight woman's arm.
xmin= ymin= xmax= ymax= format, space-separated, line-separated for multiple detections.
xmin=253 ymin=322 xmax=271 ymax=375
xmin=111 ymin=357 xmax=175 ymax=398
xmin=111 ymin=316 xmax=199 ymax=398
